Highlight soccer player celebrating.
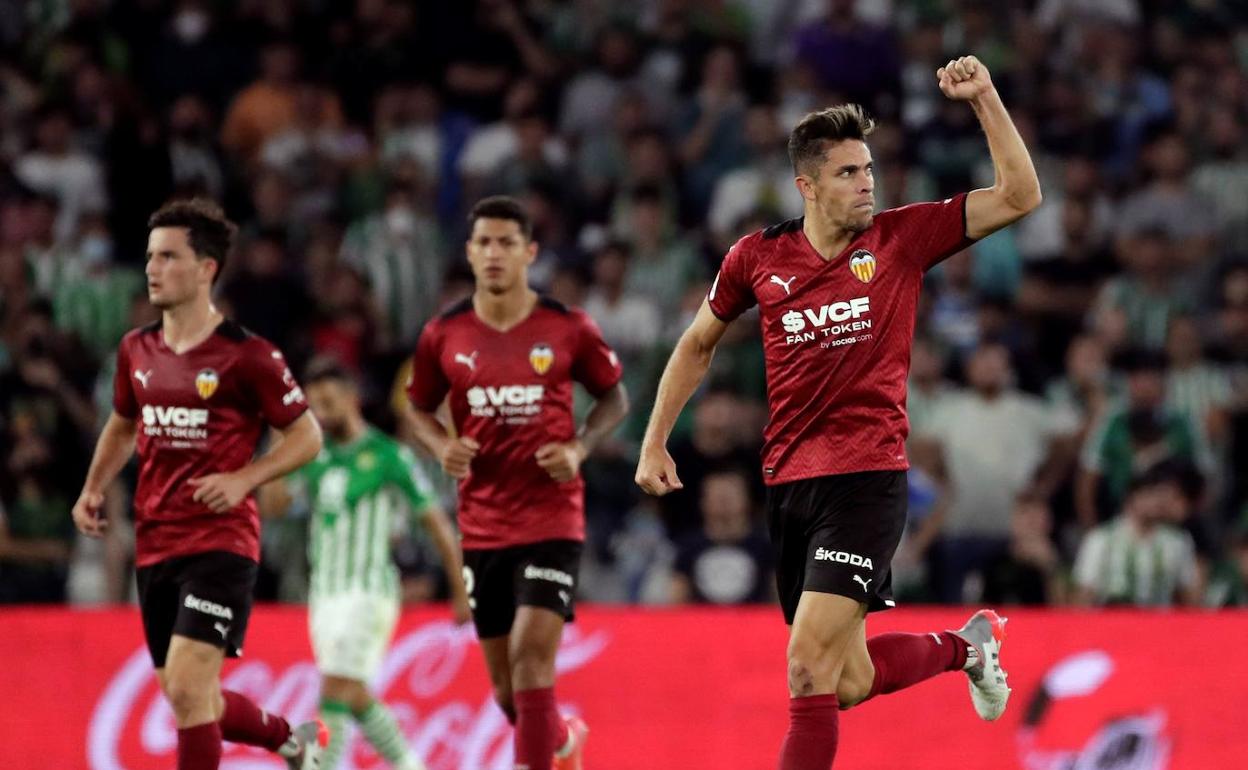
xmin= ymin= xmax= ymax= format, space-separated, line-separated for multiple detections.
xmin=405 ymin=196 xmax=628 ymax=770
xmin=636 ymin=56 xmax=1041 ymax=769
xmin=71 ymin=199 xmax=327 ymax=770
xmin=261 ymin=357 xmax=472 ymax=770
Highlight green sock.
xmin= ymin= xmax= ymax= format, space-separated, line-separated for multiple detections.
xmin=356 ymin=700 xmax=424 ymax=769
xmin=319 ymin=699 xmax=353 ymax=770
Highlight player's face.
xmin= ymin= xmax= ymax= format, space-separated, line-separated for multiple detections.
xmin=306 ymin=379 xmax=357 ymax=440
xmin=466 ymin=217 xmax=536 ymax=296
xmin=796 ymin=139 xmax=875 ymax=233
xmin=145 ymin=227 xmax=216 ymax=309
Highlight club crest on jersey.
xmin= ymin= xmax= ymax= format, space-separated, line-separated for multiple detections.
xmin=529 ymin=343 xmax=554 ymax=375
xmin=195 ymin=368 xmax=219 ymax=400
xmin=849 ymin=249 xmax=876 ymax=283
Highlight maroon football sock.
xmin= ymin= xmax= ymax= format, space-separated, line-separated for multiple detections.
xmin=865 ymin=631 xmax=968 ymax=701
xmin=779 ymin=694 xmax=839 ymax=770
xmin=513 ymin=687 xmax=564 ymax=770
xmin=220 ymin=690 xmax=291 ymax=751
xmin=177 ymin=722 xmax=223 ymax=770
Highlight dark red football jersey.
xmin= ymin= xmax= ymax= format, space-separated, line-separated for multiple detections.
xmin=407 ymin=297 xmax=623 ymax=549
xmin=113 ymin=320 xmax=308 ymax=566
xmin=708 ymin=194 xmax=974 ymax=484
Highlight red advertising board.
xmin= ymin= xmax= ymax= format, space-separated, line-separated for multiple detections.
xmin=1 ymin=606 xmax=1245 ymax=769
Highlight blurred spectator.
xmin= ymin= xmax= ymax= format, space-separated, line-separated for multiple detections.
xmin=1191 ymin=106 xmax=1248 ymax=255
xmin=1164 ymin=315 xmax=1232 ymax=448
xmin=559 ymin=25 xmax=644 ymax=140
xmin=167 ymin=94 xmax=226 ymax=199
xmin=620 ymin=185 xmax=705 ymax=317
xmin=674 ymin=44 xmax=749 ymax=213
xmin=791 ymin=0 xmax=901 ymax=113
xmin=49 ymin=214 xmax=144 ymax=360
xmin=458 ymin=77 xmax=568 ymax=198
xmin=905 ymin=335 xmax=953 ymax=438
xmin=1206 ymin=521 xmax=1248 ymax=608
xmin=1017 ymin=196 xmax=1117 ymax=368
xmin=981 ymin=498 xmax=1066 ymax=606
xmin=671 ymin=469 xmax=773 ymax=605
xmin=661 ymin=389 xmax=761 ymax=539
xmin=1076 ymin=348 xmax=1209 ymax=528
xmin=1090 ymin=227 xmax=1193 ymax=352
xmin=583 ymin=241 xmax=661 ymax=361
xmin=219 ymin=230 xmax=310 ymax=355
xmin=0 ymin=469 xmax=76 ymax=603
xmin=1073 ymin=468 xmax=1201 ymax=607
xmin=339 ymin=180 xmax=444 ymax=350
xmin=707 ymin=102 xmax=803 ymax=242
xmin=15 ymin=105 xmax=108 ymax=240
xmin=1114 ymin=130 xmax=1216 ymax=268
xmin=222 ymin=39 xmax=342 ymax=166
xmin=913 ymin=342 xmax=1077 ymax=603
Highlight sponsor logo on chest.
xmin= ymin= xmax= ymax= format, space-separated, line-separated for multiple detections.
xmin=466 ymin=384 xmax=545 ymax=420
xmin=780 ymin=295 xmax=875 ymax=347
xmin=141 ymin=404 xmax=210 ymax=443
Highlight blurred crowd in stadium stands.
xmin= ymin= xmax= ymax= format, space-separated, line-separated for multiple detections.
xmin=1 ymin=0 xmax=1247 ymax=610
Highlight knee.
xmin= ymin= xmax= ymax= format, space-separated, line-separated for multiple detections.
xmin=322 ymin=678 xmax=371 ymax=714
xmin=165 ymin=677 xmax=211 ymax=719
xmin=786 ymin=638 xmax=827 ymax=698
xmin=509 ymin=642 xmax=556 ymax=688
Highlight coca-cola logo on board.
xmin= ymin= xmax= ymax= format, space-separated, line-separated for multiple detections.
xmin=88 ymin=620 xmax=610 ymax=770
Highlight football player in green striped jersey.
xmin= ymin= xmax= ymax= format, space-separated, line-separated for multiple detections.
xmin=262 ymin=358 xmax=469 ymax=770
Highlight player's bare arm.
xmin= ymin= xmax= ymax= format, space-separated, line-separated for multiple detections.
xmin=536 ymin=381 xmax=628 ymax=483
xmin=73 ymin=411 xmax=139 ymax=537
xmin=404 ymin=403 xmax=480 ymax=479
xmin=190 ymin=410 xmax=323 ymax=513
xmin=939 ymin=55 xmax=1043 ymax=239
xmin=420 ymin=504 xmax=473 ymax=624
xmin=636 ymin=301 xmax=730 ymax=496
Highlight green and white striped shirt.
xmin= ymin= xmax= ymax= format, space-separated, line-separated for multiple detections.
xmin=294 ymin=427 xmax=434 ymax=600
xmin=1073 ymin=517 xmax=1198 ymax=607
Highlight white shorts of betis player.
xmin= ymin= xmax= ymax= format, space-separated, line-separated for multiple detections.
xmin=309 ymin=592 xmax=400 ymax=681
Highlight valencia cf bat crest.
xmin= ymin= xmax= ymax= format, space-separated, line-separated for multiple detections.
xmin=529 ymin=343 xmax=554 ymax=375
xmin=195 ymin=368 xmax=219 ymax=399
xmin=849 ymin=249 xmax=876 ymax=283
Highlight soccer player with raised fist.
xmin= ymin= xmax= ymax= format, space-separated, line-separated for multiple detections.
xmin=637 ymin=55 xmax=1040 ymax=769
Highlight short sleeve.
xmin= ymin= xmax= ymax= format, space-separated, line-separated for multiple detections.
xmin=886 ymin=193 xmax=975 ymax=271
xmin=244 ymin=341 xmax=307 ymax=429
xmin=571 ymin=311 xmax=623 ymax=396
xmin=390 ymin=445 xmax=433 ymax=518
xmin=112 ymin=340 xmax=138 ymax=419
xmin=707 ymin=235 xmax=757 ymax=322
xmin=406 ymin=322 xmax=450 ymax=411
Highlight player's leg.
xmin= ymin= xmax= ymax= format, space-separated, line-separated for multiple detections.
xmin=780 ymin=592 xmax=864 ymax=770
xmin=463 ymin=547 xmax=520 ymax=722
xmin=172 ymin=552 xmax=326 ymax=768
xmin=313 ymin=593 xmax=425 ymax=770
xmin=480 ymin=636 xmax=516 ymax=723
xmin=509 ymin=606 xmax=572 ymax=770
xmin=163 ymin=634 xmax=227 ymax=770
xmin=137 ymin=559 xmax=224 ymax=770
xmin=510 ymin=540 xmax=585 ymax=770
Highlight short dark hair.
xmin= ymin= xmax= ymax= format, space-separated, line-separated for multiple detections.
xmin=467 ymin=195 xmax=533 ymax=240
xmin=147 ymin=198 xmax=237 ymax=281
xmin=302 ymin=356 xmax=356 ymax=388
xmin=788 ymin=104 xmax=876 ymax=176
